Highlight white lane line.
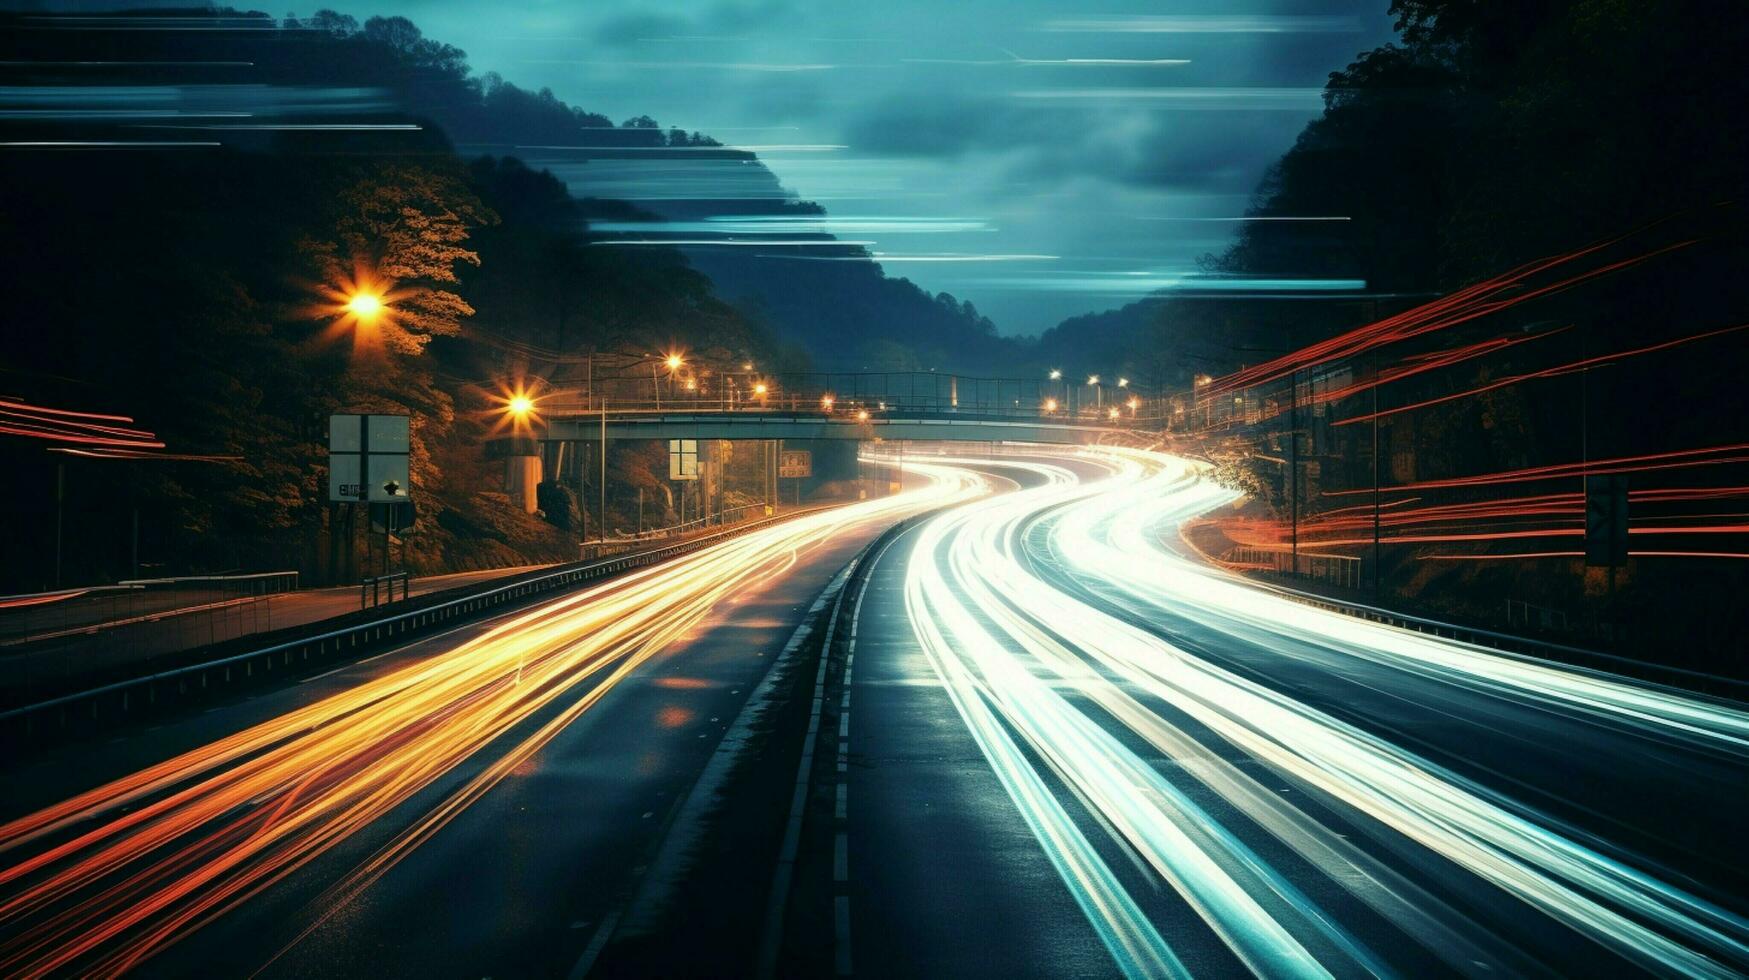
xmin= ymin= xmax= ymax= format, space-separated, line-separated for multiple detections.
xmin=835 ymin=782 xmax=847 ymax=819
xmin=834 ymin=896 xmax=853 ymax=976
xmin=753 ymin=555 xmax=859 ymax=980
xmin=567 ymin=908 xmax=621 ymax=980
xmin=833 ymin=832 xmax=849 ymax=881
xmin=596 ymin=565 xmax=851 ymax=974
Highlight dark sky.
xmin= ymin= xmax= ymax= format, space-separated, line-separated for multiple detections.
xmin=320 ymin=1 xmax=1398 ymax=335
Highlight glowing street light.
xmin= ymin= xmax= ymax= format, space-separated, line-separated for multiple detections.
xmin=821 ymin=394 xmax=835 ymax=411
xmin=507 ymin=395 xmax=534 ymax=419
xmin=1043 ymin=397 xmax=1058 ymax=413
xmin=753 ymin=382 xmax=768 ymax=398
xmin=1108 ymin=407 xmax=1121 ymax=420
xmin=346 ymin=292 xmax=383 ymax=320
xmin=664 ymin=352 xmax=684 ymax=372
xmin=1048 ymin=369 xmax=1062 ymax=380
xmin=1117 ymin=377 xmax=1129 ymax=388
xmin=1127 ymin=396 xmax=1140 ymax=414
xmin=1087 ymin=374 xmax=1099 ymax=385
xmin=856 ymin=409 xmax=870 ymax=422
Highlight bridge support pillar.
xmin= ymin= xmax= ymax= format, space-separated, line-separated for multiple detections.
xmin=506 ymin=454 xmax=542 ymax=514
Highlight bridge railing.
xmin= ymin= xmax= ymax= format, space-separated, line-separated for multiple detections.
xmin=549 ymin=369 xmax=1173 ymax=425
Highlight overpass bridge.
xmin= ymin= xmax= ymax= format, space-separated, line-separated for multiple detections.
xmin=543 ymin=409 xmax=1130 ymax=447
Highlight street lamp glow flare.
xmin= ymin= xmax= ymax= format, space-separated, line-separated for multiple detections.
xmin=346 ymin=292 xmax=382 ymax=318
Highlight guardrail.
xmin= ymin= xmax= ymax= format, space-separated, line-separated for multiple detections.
xmin=117 ymin=571 xmax=299 ymax=594
xmin=0 ymin=571 xmax=300 ymax=646
xmin=0 ymin=505 xmax=837 ymax=747
xmin=360 ymin=571 xmax=410 ymax=610
xmin=1252 ymin=576 xmax=1749 ymax=698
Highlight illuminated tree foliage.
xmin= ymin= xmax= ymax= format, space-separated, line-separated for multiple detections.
xmin=302 ymin=165 xmax=498 ymax=354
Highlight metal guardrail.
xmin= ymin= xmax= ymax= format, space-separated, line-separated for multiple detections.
xmin=360 ymin=571 xmax=410 ymax=610
xmin=118 ymin=571 xmax=299 ymax=592
xmin=1250 ymin=576 xmax=1749 ymax=697
xmin=0 ymin=506 xmax=837 ymax=744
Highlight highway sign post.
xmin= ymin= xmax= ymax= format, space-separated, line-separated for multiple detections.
xmin=779 ymin=449 xmax=811 ymax=478
xmin=669 ymin=439 xmax=700 ymax=481
xmin=329 ymin=414 xmax=411 ymax=503
xmin=329 ymin=414 xmax=412 ymax=581
xmin=779 ymin=449 xmax=810 ymax=506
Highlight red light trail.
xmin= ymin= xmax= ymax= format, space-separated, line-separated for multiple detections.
xmin=1335 ymin=322 xmax=1749 ymax=427
xmin=1203 ymin=233 xmax=1698 ymax=398
xmin=1323 ymin=443 xmax=1749 ymax=496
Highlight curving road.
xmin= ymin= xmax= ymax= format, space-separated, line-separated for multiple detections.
xmin=0 ymin=472 xmax=981 ymax=978
xmin=840 ymin=446 xmax=1749 ymax=978
xmin=2 ymin=444 xmax=1746 ymax=978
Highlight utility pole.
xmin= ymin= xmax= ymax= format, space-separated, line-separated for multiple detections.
xmin=1371 ymin=349 xmax=1381 ymax=598
xmin=600 ymin=399 xmax=608 ymax=544
xmin=1289 ymin=366 xmax=1299 ymax=578
xmin=54 ymin=462 xmax=64 ymax=588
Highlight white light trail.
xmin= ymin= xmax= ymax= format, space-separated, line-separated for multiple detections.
xmin=890 ymin=446 xmax=1749 ymax=977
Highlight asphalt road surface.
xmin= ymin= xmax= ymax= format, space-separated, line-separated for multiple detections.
xmin=3 ymin=446 xmax=1747 ymax=978
xmin=0 ymin=476 xmax=978 ymax=978
xmin=835 ymin=447 xmax=1749 ymax=978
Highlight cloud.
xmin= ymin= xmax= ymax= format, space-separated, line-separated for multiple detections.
xmin=594 ymin=13 xmax=690 ymax=46
xmin=842 ymin=91 xmax=1300 ymax=196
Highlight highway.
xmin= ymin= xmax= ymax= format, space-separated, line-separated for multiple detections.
xmin=0 ymin=471 xmax=980 ymax=978
xmin=2 ymin=445 xmax=1747 ymax=977
xmin=841 ymin=447 xmax=1749 ymax=978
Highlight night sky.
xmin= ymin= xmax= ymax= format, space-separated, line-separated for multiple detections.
xmin=310 ymin=1 xmax=1394 ymax=335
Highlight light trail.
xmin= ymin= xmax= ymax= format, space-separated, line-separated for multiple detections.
xmin=891 ymin=446 xmax=1749 ymax=977
xmin=0 ymin=468 xmax=982 ymax=977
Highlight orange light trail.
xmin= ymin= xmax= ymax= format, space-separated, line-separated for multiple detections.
xmin=0 ymin=467 xmax=984 ymax=977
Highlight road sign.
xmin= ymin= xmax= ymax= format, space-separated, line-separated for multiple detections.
xmin=669 ymin=439 xmax=699 ymax=481
xmin=1585 ymin=474 xmax=1628 ymax=566
xmin=779 ymin=449 xmax=812 ymax=479
xmin=329 ymin=414 xmax=411 ymax=503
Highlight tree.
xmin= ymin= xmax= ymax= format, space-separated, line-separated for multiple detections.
xmin=302 ymin=164 xmax=498 ymax=354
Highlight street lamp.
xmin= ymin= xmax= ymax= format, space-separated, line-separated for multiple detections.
xmin=665 ymin=352 xmax=684 ymax=372
xmin=1043 ymin=397 xmax=1058 ymax=414
xmin=1048 ymin=369 xmax=1061 ymax=380
xmin=1108 ymin=406 xmax=1120 ymax=421
xmin=1127 ymin=396 xmax=1140 ymax=415
xmin=507 ymin=395 xmax=534 ymax=419
xmin=821 ymin=394 xmax=835 ymax=411
xmin=346 ymin=292 xmax=383 ymax=320
xmin=856 ymin=409 xmax=870 ymax=422
xmin=1117 ymin=377 xmax=1129 ymax=388
xmin=1087 ymin=375 xmax=1102 ymax=411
